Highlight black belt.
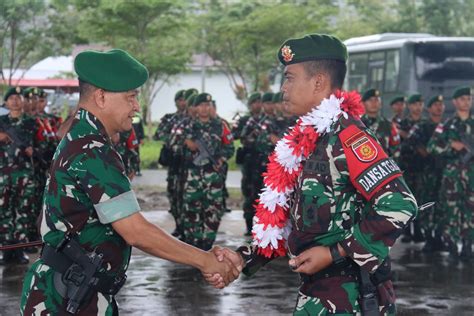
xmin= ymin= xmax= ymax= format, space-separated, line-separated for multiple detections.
xmin=300 ymin=259 xmax=358 ymax=283
xmin=41 ymin=244 xmax=126 ymax=296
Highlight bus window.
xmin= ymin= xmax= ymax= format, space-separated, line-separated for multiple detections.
xmin=385 ymin=50 xmax=400 ymax=92
xmin=347 ymin=53 xmax=368 ymax=91
xmin=368 ymin=51 xmax=385 ymax=91
xmin=415 ymin=42 xmax=474 ymax=81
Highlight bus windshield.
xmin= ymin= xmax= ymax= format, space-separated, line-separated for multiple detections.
xmin=415 ymin=41 xmax=474 ymax=81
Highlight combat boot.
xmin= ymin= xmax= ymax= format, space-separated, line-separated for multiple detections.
xmin=14 ymin=249 xmax=30 ymax=264
xmin=460 ymin=239 xmax=472 ymax=261
xmin=0 ymin=250 xmax=15 ymax=265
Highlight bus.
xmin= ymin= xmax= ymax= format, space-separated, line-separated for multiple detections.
xmin=344 ymin=33 xmax=474 ymax=117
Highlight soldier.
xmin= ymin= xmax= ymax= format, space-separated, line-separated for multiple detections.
xmin=256 ymin=92 xmax=280 ymax=172
xmin=233 ymin=92 xmax=263 ymax=235
xmin=206 ymin=34 xmax=417 ymax=315
xmin=390 ymin=95 xmax=406 ymax=129
xmin=399 ymin=93 xmax=425 ymax=242
xmin=113 ymin=129 xmax=139 ymax=180
xmin=181 ymin=93 xmax=234 ymax=250
xmin=20 ymin=49 xmax=238 ymax=316
xmin=428 ymin=86 xmax=473 ymax=259
xmin=361 ymin=88 xmax=401 ymax=159
xmin=131 ymin=113 xmax=144 ymax=176
xmin=0 ymin=87 xmax=35 ymax=264
xmin=154 ymin=89 xmax=189 ymax=237
xmin=407 ymin=95 xmax=445 ymax=252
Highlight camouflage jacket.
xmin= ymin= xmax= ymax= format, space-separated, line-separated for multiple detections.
xmin=115 ymin=130 xmax=139 ymax=175
xmin=274 ymin=115 xmax=297 ymax=138
xmin=239 ymin=114 xmax=264 ymax=148
xmin=154 ymin=111 xmax=186 ymax=143
xmin=239 ymin=115 xmax=417 ymax=296
xmin=37 ymin=108 xmax=140 ymax=277
xmin=183 ymin=118 xmax=234 ymax=169
xmin=427 ymin=112 xmax=474 ymax=165
xmin=0 ymin=113 xmax=35 ymax=168
xmin=361 ymin=114 xmax=400 ymax=158
xmin=405 ymin=118 xmax=444 ymax=171
xmin=231 ymin=113 xmax=250 ymax=140
xmin=255 ymin=114 xmax=279 ymax=156
xmin=168 ymin=115 xmax=193 ymax=155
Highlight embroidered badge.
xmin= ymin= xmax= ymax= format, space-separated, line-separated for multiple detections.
xmin=281 ymin=45 xmax=295 ymax=63
xmin=351 ymin=136 xmax=378 ymax=162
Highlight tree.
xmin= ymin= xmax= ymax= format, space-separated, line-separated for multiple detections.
xmin=73 ymin=0 xmax=194 ymax=124
xmin=0 ymin=0 xmax=73 ymax=86
xmin=195 ymin=0 xmax=336 ymax=102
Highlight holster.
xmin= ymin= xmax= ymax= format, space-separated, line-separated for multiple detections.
xmin=41 ymin=237 xmax=127 ymax=314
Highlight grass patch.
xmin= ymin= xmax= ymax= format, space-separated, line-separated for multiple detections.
xmin=139 ymin=139 xmax=241 ymax=171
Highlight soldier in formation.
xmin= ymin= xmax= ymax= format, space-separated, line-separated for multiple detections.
xmin=428 ymin=87 xmax=473 ymax=259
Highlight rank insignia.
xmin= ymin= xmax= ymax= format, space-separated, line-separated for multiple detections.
xmin=281 ymin=45 xmax=295 ymax=63
xmin=351 ymin=136 xmax=377 ymax=162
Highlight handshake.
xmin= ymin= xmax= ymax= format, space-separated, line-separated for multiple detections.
xmin=199 ymin=244 xmax=341 ymax=288
xmin=201 ymin=246 xmax=245 ymax=289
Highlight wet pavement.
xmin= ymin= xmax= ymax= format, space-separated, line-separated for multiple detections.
xmin=1 ymin=210 xmax=473 ymax=315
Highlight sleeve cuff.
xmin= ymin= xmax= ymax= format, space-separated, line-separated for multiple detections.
xmin=94 ymin=190 xmax=141 ymax=224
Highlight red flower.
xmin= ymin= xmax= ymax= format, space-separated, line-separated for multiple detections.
xmin=336 ymin=90 xmax=365 ymax=117
xmin=256 ymin=239 xmax=288 ymax=258
xmin=255 ymin=204 xmax=288 ymax=228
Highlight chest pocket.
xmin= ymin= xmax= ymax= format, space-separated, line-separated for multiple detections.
xmin=292 ymin=134 xmax=335 ymax=233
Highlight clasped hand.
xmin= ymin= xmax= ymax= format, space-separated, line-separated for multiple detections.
xmin=202 ymin=246 xmax=244 ymax=289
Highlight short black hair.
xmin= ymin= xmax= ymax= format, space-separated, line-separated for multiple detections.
xmin=302 ymin=59 xmax=347 ymax=89
xmin=78 ymin=79 xmax=98 ymax=101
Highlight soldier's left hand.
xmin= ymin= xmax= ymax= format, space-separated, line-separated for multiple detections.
xmin=24 ymin=146 xmax=33 ymax=157
xmin=288 ymin=246 xmax=333 ymax=275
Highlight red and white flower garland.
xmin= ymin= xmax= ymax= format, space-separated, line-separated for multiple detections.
xmin=252 ymin=90 xmax=365 ymax=258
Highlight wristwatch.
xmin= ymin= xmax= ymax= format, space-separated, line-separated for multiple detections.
xmin=329 ymin=243 xmax=345 ymax=265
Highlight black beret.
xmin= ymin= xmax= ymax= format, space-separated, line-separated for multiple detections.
xmin=193 ymin=92 xmax=213 ymax=107
xmin=247 ymin=92 xmax=261 ymax=105
xmin=407 ymin=93 xmax=423 ymax=104
xmin=427 ymin=95 xmax=444 ymax=107
xmin=362 ymin=88 xmax=380 ymax=102
xmin=262 ymin=92 xmax=274 ymax=103
xmin=452 ymin=86 xmax=472 ymax=99
xmin=389 ymin=95 xmax=406 ymax=106
xmin=174 ymin=89 xmax=186 ymax=101
xmin=3 ymin=86 xmax=22 ymax=101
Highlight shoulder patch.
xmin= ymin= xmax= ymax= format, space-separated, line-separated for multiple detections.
xmin=339 ymin=124 xmax=402 ymax=200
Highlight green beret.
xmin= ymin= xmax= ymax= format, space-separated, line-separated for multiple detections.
xmin=74 ymin=49 xmax=148 ymax=92
xmin=4 ymin=86 xmax=22 ymax=101
xmin=262 ymin=92 xmax=274 ymax=103
xmin=272 ymin=92 xmax=283 ymax=103
xmin=186 ymin=94 xmax=197 ymax=108
xmin=452 ymin=86 xmax=472 ymax=99
xmin=389 ymin=95 xmax=406 ymax=106
xmin=278 ymin=34 xmax=347 ymax=66
xmin=174 ymin=89 xmax=186 ymax=101
xmin=362 ymin=88 xmax=380 ymax=102
xmin=38 ymin=88 xmax=46 ymax=98
xmin=193 ymin=92 xmax=212 ymax=107
xmin=247 ymin=92 xmax=261 ymax=105
xmin=184 ymin=88 xmax=198 ymax=100
xmin=23 ymin=87 xmax=40 ymax=98
xmin=427 ymin=95 xmax=444 ymax=107
xmin=407 ymin=93 xmax=423 ymax=104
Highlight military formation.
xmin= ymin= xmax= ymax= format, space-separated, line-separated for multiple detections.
xmin=360 ymin=86 xmax=473 ymax=259
xmin=0 ymin=87 xmax=62 ymax=265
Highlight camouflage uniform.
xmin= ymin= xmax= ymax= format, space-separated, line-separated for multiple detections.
xmin=427 ymin=113 xmax=474 ymax=254
xmin=361 ymin=114 xmax=400 ymax=159
xmin=181 ymin=118 xmax=234 ymax=250
xmin=21 ymin=109 xmax=140 ymax=315
xmin=115 ymin=130 xmax=139 ymax=177
xmin=155 ymin=111 xmax=188 ymax=237
xmin=0 ymin=114 xmax=36 ymax=245
xmin=238 ymin=115 xmax=417 ymax=315
xmin=238 ymin=114 xmax=267 ymax=233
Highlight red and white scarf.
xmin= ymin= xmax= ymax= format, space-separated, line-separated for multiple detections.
xmin=252 ymin=90 xmax=365 ymax=258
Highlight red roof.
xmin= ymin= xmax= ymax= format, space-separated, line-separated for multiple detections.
xmin=3 ymin=78 xmax=78 ymax=88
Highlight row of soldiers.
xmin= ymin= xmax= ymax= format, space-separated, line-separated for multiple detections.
xmin=155 ymin=89 xmax=234 ymax=251
xmin=232 ymin=91 xmax=297 ymax=235
xmin=359 ymin=87 xmax=473 ymax=260
xmin=0 ymin=87 xmax=62 ymax=264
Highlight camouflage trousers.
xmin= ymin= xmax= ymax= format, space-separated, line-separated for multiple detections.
xmin=166 ymin=161 xmax=186 ymax=233
xmin=241 ymin=155 xmax=265 ymax=222
xmin=21 ymin=260 xmax=118 ymax=315
xmin=32 ymin=167 xmax=48 ymax=241
xmin=417 ymin=168 xmax=443 ymax=232
xmin=182 ymin=165 xmax=224 ymax=249
xmin=0 ymin=166 xmax=36 ymax=244
xmin=294 ymin=277 xmax=396 ymax=316
xmin=438 ymin=163 xmax=474 ymax=242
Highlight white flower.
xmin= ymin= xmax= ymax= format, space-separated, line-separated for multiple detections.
xmin=259 ymin=186 xmax=290 ymax=213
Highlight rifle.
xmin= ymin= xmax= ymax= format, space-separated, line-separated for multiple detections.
xmin=460 ymin=134 xmax=474 ymax=164
xmin=0 ymin=120 xmax=31 ymax=160
xmin=193 ymin=137 xmax=225 ymax=176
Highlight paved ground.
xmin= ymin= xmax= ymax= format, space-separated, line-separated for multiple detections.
xmin=2 ymin=210 xmax=474 ymax=315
